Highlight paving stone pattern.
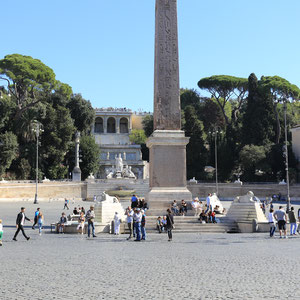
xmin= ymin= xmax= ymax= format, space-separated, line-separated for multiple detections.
xmin=0 ymin=201 xmax=300 ymax=300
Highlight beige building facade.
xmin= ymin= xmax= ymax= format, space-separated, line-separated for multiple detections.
xmin=92 ymin=108 xmax=151 ymax=179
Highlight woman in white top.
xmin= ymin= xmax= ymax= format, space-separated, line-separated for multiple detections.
xmin=268 ymin=208 xmax=276 ymax=237
xmin=77 ymin=212 xmax=85 ymax=235
xmin=114 ymin=212 xmax=121 ymax=235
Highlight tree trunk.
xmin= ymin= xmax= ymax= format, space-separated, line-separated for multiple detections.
xmin=274 ymin=103 xmax=281 ymax=144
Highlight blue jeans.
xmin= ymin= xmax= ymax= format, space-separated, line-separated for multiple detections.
xmin=135 ymin=222 xmax=141 ymax=241
xmin=290 ymin=223 xmax=297 ymax=235
xmin=141 ymin=226 xmax=146 ymax=240
xmin=269 ymin=223 xmax=276 ymax=237
xmin=38 ymin=221 xmax=43 ymax=234
xmin=88 ymin=221 xmax=95 ymax=237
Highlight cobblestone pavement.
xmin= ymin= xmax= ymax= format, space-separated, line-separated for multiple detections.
xmin=1 ymin=201 xmax=300 ymax=300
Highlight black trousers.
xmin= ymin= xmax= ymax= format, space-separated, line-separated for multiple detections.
xmin=32 ymin=217 xmax=38 ymax=228
xmin=14 ymin=225 xmax=28 ymax=239
xmin=167 ymin=228 xmax=172 ymax=240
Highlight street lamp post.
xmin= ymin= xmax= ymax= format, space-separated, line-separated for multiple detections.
xmin=209 ymin=127 xmax=222 ymax=196
xmin=32 ymin=122 xmax=43 ymax=204
xmin=283 ymin=100 xmax=291 ymax=212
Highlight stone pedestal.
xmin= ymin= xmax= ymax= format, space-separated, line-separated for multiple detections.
xmin=72 ymin=167 xmax=81 ymax=182
xmin=146 ymin=130 xmax=192 ymax=214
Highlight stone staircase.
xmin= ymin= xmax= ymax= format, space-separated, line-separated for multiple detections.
xmin=144 ymin=216 xmax=239 ymax=233
xmin=119 ymin=215 xmax=239 ymax=234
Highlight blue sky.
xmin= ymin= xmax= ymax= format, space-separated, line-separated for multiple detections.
xmin=1 ymin=0 xmax=300 ymax=112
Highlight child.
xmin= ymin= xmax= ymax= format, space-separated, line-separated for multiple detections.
xmin=0 ymin=219 xmax=3 ymax=246
xmin=37 ymin=211 xmax=44 ymax=235
xmin=77 ymin=212 xmax=85 ymax=235
xmin=114 ymin=212 xmax=121 ymax=235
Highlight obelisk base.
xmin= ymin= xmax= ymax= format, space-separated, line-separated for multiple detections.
xmin=146 ymin=130 xmax=192 ymax=215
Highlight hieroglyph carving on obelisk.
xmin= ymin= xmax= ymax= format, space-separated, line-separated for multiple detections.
xmin=154 ymin=0 xmax=181 ymax=131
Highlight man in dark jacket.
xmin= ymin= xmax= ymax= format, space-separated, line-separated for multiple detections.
xmin=166 ymin=209 xmax=174 ymax=242
xmin=288 ymin=207 xmax=297 ymax=235
xmin=13 ymin=207 xmax=32 ymax=241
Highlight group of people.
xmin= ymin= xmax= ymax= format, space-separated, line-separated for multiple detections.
xmin=170 ymin=195 xmax=221 ymax=225
xmin=130 ymin=195 xmax=148 ymax=211
xmin=171 ymin=200 xmax=188 ymax=216
xmin=58 ymin=205 xmax=96 ymax=237
xmin=72 ymin=206 xmax=85 ymax=215
xmin=268 ymin=206 xmax=300 ymax=238
xmin=124 ymin=206 xmax=174 ymax=241
xmin=124 ymin=206 xmax=146 ymax=241
xmin=11 ymin=207 xmax=45 ymax=241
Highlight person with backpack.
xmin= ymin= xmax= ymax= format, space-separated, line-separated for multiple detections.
xmin=32 ymin=208 xmax=40 ymax=229
xmin=37 ymin=210 xmax=44 ymax=236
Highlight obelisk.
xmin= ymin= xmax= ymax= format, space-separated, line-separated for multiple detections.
xmin=146 ymin=0 xmax=192 ymax=214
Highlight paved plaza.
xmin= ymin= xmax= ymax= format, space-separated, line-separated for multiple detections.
xmin=1 ymin=201 xmax=300 ymax=300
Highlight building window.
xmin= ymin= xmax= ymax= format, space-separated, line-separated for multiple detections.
xmin=120 ymin=117 xmax=129 ymax=133
xmin=94 ymin=117 xmax=104 ymax=133
xmin=107 ymin=117 xmax=116 ymax=133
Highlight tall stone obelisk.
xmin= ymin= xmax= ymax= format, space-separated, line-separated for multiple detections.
xmin=146 ymin=0 xmax=192 ymax=213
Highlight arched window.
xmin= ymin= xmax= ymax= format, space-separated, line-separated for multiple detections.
xmin=120 ymin=117 xmax=129 ymax=133
xmin=94 ymin=117 xmax=104 ymax=133
xmin=107 ymin=117 xmax=116 ymax=133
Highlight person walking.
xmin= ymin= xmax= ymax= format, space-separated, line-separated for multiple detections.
xmin=205 ymin=193 xmax=212 ymax=213
xmin=0 ymin=219 xmax=3 ymax=246
xmin=13 ymin=207 xmax=32 ymax=241
xmin=274 ymin=206 xmax=288 ymax=239
xmin=133 ymin=208 xmax=142 ymax=241
xmin=86 ymin=205 xmax=96 ymax=238
xmin=37 ymin=210 xmax=44 ymax=236
xmin=166 ymin=209 xmax=174 ymax=242
xmin=125 ymin=206 xmax=134 ymax=240
xmin=32 ymin=208 xmax=40 ymax=229
xmin=141 ymin=210 xmax=146 ymax=240
xmin=288 ymin=207 xmax=297 ymax=236
xmin=63 ymin=198 xmax=69 ymax=210
xmin=114 ymin=212 xmax=121 ymax=235
xmin=268 ymin=208 xmax=276 ymax=237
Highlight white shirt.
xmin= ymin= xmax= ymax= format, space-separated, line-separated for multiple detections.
xmin=114 ymin=214 xmax=120 ymax=226
xmin=134 ymin=212 xmax=142 ymax=223
xmin=206 ymin=196 xmax=211 ymax=206
xmin=268 ymin=212 xmax=275 ymax=223
xmin=191 ymin=201 xmax=199 ymax=209
xmin=21 ymin=213 xmax=25 ymax=226
xmin=0 ymin=224 xmax=3 ymax=231
xmin=126 ymin=210 xmax=134 ymax=223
